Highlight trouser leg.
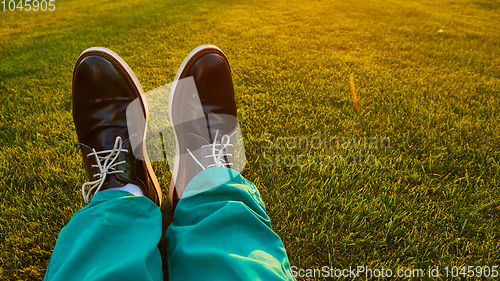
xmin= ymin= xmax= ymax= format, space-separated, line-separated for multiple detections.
xmin=166 ymin=167 xmax=295 ymax=281
xmin=44 ymin=190 xmax=163 ymax=281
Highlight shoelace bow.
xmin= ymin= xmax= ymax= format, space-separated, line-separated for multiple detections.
xmin=81 ymin=136 xmax=127 ymax=203
xmin=187 ymin=130 xmax=234 ymax=170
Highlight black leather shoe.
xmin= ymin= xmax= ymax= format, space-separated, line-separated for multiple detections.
xmin=73 ymin=47 xmax=162 ymax=206
xmin=169 ymin=45 xmax=241 ymax=208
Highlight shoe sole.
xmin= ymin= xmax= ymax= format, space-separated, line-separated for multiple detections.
xmin=168 ymin=45 xmax=230 ymax=207
xmin=76 ymin=47 xmax=162 ymax=207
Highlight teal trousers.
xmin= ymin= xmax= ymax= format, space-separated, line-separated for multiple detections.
xmin=44 ymin=167 xmax=295 ymax=281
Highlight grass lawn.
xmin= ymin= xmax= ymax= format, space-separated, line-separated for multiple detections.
xmin=1 ymin=0 xmax=499 ymax=279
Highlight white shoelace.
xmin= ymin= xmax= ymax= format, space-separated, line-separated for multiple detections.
xmin=187 ymin=130 xmax=234 ymax=170
xmin=81 ymin=136 xmax=128 ymax=203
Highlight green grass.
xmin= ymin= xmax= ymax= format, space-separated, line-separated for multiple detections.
xmin=1 ymin=0 xmax=499 ymax=279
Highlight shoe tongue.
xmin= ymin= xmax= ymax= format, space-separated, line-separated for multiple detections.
xmin=205 ymin=113 xmax=238 ymax=140
xmin=194 ymin=133 xmax=233 ymax=169
xmin=200 ymin=145 xmax=218 ymax=168
xmin=177 ymin=113 xmax=238 ymax=146
xmin=79 ymin=138 xmax=136 ymax=189
xmin=84 ymin=129 xmax=129 ymax=152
